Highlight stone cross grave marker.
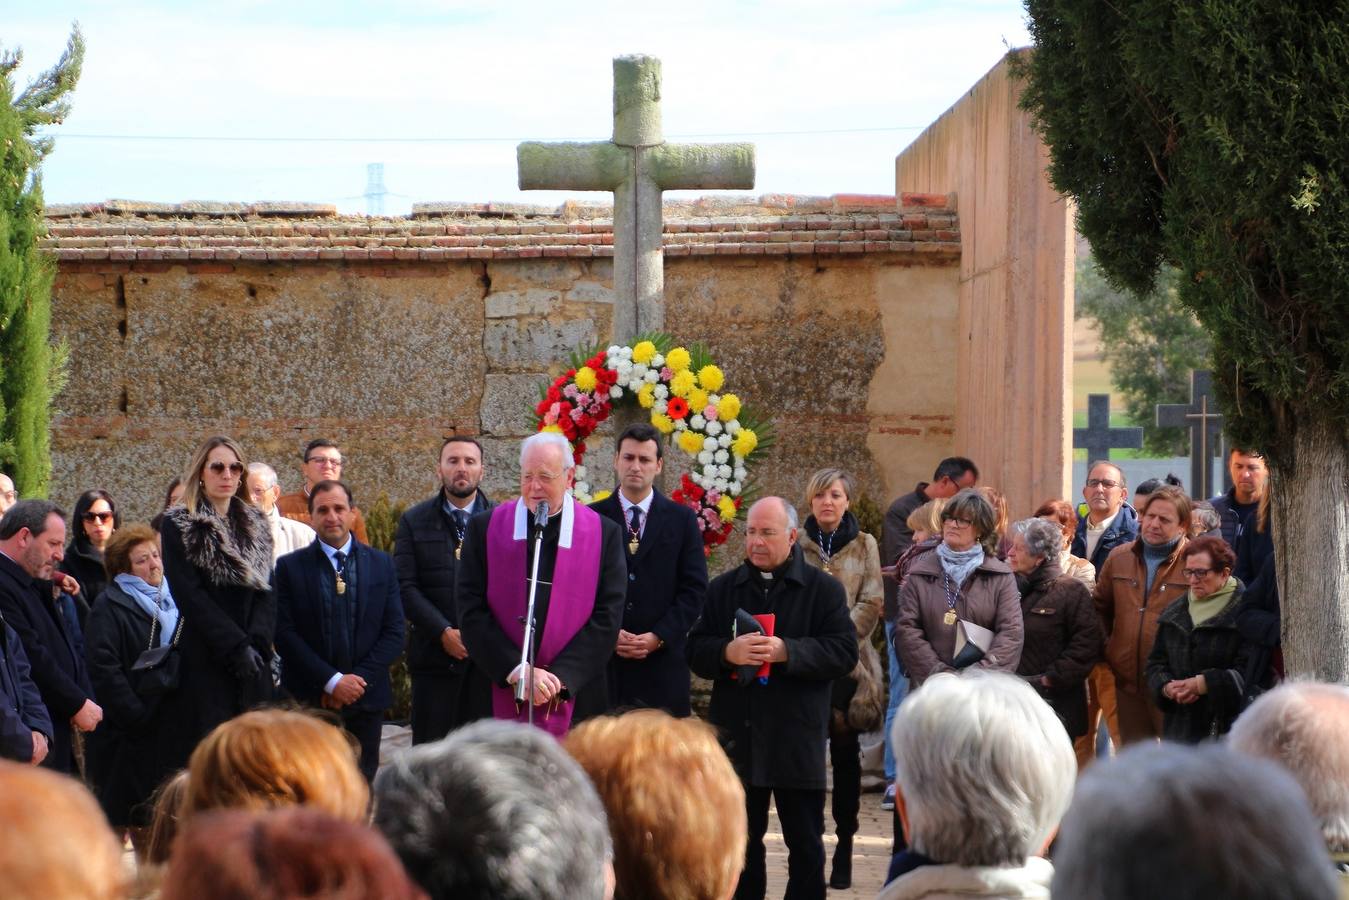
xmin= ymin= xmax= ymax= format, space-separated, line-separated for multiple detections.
xmin=1156 ymin=370 xmax=1225 ymax=498
xmin=517 ymin=55 xmax=756 ymax=342
xmin=1073 ymin=394 xmax=1144 ymax=462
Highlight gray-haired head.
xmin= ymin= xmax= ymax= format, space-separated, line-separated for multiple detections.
xmin=373 ymin=719 xmax=611 ymax=900
xmin=1053 ymin=742 xmax=1338 ymax=899
xmin=1230 ymin=680 xmax=1349 ymax=855
xmin=1190 ymin=500 xmax=1221 ymax=534
xmin=891 ymin=671 xmax=1075 ymax=868
xmin=1011 ymin=517 xmax=1063 ymax=563
xmin=748 ymin=496 xmax=798 ymax=530
xmin=246 ymin=462 xmax=278 ymax=490
xmin=519 ymin=431 xmax=575 ymax=472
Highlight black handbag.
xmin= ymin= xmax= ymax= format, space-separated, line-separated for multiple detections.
xmin=130 ymin=615 xmax=183 ymax=697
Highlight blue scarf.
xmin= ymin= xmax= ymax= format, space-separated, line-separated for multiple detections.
xmin=114 ymin=574 xmax=180 ymax=647
xmin=936 ymin=541 xmax=985 ymax=588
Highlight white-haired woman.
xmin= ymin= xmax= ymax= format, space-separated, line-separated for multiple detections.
xmin=882 ymin=670 xmax=1076 ymax=898
xmin=1006 ymin=517 xmax=1104 ymax=743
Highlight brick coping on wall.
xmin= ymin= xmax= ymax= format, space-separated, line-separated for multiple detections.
xmin=41 ymin=193 xmax=960 ymax=263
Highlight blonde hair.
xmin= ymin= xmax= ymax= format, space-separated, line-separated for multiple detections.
xmin=906 ymin=498 xmax=948 ymax=536
xmin=180 ymin=435 xmax=253 ymax=513
xmin=183 ymin=710 xmax=369 ymax=824
xmin=143 ymin=769 xmax=190 ymax=866
xmin=0 ymin=759 xmax=127 ymax=899
xmin=565 ymin=710 xmax=747 ymax=900
xmin=803 ymin=468 xmax=854 ymax=508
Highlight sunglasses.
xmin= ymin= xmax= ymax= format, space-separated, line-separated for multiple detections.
xmin=207 ymin=461 xmax=245 ymax=476
xmin=81 ymin=511 xmax=114 ymax=523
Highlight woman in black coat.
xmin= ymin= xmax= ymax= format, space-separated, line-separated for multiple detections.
xmin=84 ymin=523 xmax=186 ymax=839
xmin=159 ymin=435 xmax=274 ymax=753
xmin=1006 ymin=517 xmax=1103 ymax=740
xmin=62 ymin=489 xmax=121 ymax=623
xmin=1146 ymin=536 xmax=1255 ymax=743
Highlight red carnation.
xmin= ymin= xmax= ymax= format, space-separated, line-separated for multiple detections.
xmin=666 ymin=397 xmax=690 ymax=420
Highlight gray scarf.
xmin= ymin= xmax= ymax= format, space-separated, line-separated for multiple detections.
xmin=936 ymin=541 xmax=985 ymax=587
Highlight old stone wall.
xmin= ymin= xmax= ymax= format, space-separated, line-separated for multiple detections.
xmin=43 ymin=194 xmax=961 ymax=544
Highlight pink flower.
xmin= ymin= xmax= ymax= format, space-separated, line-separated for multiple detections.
xmin=563 ymin=384 xmax=579 ymax=399
xmin=660 ymin=366 xmax=674 ymax=380
xmin=704 ymin=404 xmax=719 ymax=421
xmin=706 ymin=491 xmax=721 ymax=504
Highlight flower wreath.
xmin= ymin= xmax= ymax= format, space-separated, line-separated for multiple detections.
xmin=534 ymin=334 xmax=774 ymax=555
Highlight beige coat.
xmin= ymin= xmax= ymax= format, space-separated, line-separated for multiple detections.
xmin=799 ymin=531 xmax=885 ymax=732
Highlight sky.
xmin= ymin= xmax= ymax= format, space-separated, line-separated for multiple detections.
xmin=8 ymin=1 xmax=1033 ymax=216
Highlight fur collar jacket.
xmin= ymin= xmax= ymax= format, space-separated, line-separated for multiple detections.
xmin=164 ymin=501 xmax=273 ymax=592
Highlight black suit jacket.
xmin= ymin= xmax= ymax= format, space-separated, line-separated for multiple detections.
xmin=274 ymin=540 xmax=405 ymax=713
xmin=0 ymin=552 xmax=92 ymax=772
xmin=393 ymin=490 xmax=494 ymax=675
xmin=590 ymin=491 xmax=708 ymax=715
xmin=0 ymin=618 xmax=53 ymax=762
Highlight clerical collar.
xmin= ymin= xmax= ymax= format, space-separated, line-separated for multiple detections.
xmin=512 ymin=496 xmax=576 ymax=547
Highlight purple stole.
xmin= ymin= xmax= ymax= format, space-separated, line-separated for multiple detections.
xmin=485 ymin=497 xmax=602 ymax=736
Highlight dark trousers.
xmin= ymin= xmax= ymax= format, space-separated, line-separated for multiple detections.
xmin=409 ymin=664 xmax=492 ymax=745
xmin=340 ymin=707 xmax=384 ymax=783
xmin=829 ymin=728 xmax=861 ymax=839
xmin=736 ymin=785 xmax=825 ymax=900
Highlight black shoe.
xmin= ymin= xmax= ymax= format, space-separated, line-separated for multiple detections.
xmin=829 ymin=838 xmax=853 ymax=890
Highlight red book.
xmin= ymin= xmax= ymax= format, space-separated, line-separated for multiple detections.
xmin=753 ymin=613 xmax=776 ymax=682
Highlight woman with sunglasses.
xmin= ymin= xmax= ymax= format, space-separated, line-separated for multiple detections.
xmin=62 ymin=489 xmax=121 ymax=621
xmin=895 ymin=488 xmax=1023 ymax=687
xmin=1145 ymin=535 xmax=1256 ymax=742
xmin=160 ymin=435 xmax=275 ymax=751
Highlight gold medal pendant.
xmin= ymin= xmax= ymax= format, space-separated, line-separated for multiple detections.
xmin=336 ymin=575 xmax=347 ymax=596
xmin=823 ymin=561 xmax=832 ymax=574
xmin=943 ymin=610 xmax=957 ymax=625
xmin=455 ymin=546 xmax=461 ymax=560
xmin=628 ymin=537 xmax=640 ymax=555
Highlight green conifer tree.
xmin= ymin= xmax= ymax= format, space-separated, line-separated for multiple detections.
xmin=0 ymin=27 xmax=83 ymax=496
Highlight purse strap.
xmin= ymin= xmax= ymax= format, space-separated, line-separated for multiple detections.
xmin=145 ymin=613 xmax=184 ymax=651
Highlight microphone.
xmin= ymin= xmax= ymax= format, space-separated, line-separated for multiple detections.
xmin=534 ymin=499 xmax=550 ymax=529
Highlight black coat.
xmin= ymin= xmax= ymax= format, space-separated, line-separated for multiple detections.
xmin=0 ymin=552 xmax=93 ymax=773
xmin=455 ymin=502 xmax=627 ymax=709
xmin=274 ymin=540 xmax=405 ymax=713
xmin=394 ymin=490 xmax=494 ymax=675
xmin=1014 ymin=561 xmax=1103 ymax=738
xmin=0 ymin=618 xmax=52 ymax=763
xmin=686 ymin=546 xmax=858 ymax=790
xmin=1145 ymin=585 xmax=1256 ymax=743
xmin=159 ymin=502 xmax=275 ymax=748
xmin=590 ymin=491 xmax=708 ymax=717
xmin=61 ymin=540 xmax=106 ymax=624
xmin=83 ymin=583 xmax=189 ymax=827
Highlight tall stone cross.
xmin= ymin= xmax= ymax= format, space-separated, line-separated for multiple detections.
xmin=1073 ymin=394 xmax=1144 ymax=462
xmin=517 ymin=55 xmax=756 ymax=342
xmin=1156 ymin=370 xmax=1225 ymax=498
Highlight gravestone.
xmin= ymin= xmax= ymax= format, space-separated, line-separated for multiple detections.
xmin=1073 ymin=394 xmax=1143 ymax=462
xmin=1156 ymin=370 xmax=1224 ymax=497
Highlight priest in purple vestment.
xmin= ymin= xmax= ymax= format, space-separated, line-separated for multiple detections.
xmin=455 ymin=432 xmax=627 ymax=736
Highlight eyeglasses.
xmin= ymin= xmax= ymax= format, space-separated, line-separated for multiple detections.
xmin=1182 ymin=567 xmax=1215 ymax=579
xmin=81 ymin=511 xmax=114 ymax=523
xmin=942 ymin=515 xmax=974 ymax=527
xmin=306 ymin=456 xmax=343 ymax=468
xmin=521 ymin=471 xmax=562 ymax=486
xmin=1085 ymin=479 xmax=1122 ymax=489
xmin=207 ymin=461 xmax=245 ymax=476
xmin=0 ymin=490 xmax=15 ymax=502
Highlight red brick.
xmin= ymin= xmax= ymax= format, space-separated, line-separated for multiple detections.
xmin=788 ymin=242 xmax=814 ymax=255
xmin=566 ymin=246 xmax=593 ymax=257
xmin=468 ymin=247 xmax=493 ymax=259
xmin=864 ymin=229 xmax=889 ymax=240
xmin=715 ymin=244 xmax=742 ymax=255
xmin=864 ymin=242 xmax=889 ymax=253
xmin=902 ymin=215 xmax=927 ymax=229
xmin=188 ymin=248 xmax=216 ymax=260
xmin=816 ymin=243 xmax=841 ymax=254
xmin=833 ymin=193 xmax=896 ymax=210
xmin=291 ymin=249 xmax=319 ymax=261
xmin=109 ymin=248 xmax=136 ymax=260
xmin=840 ymin=243 xmax=864 ymax=254
xmin=318 ymin=248 xmax=343 ymax=260
xmin=445 ymin=248 xmax=470 ymax=259
xmin=935 ymin=230 xmax=961 ymax=241
xmin=342 ymin=248 xmax=369 ymax=260
xmin=741 ymin=244 xmax=766 ymax=255
xmin=664 ymin=245 xmax=690 ymax=257
xmin=593 ymin=246 xmax=614 ymax=258
xmin=494 ymin=248 xmax=522 ymax=259
xmin=763 ymin=243 xmax=790 ymax=255
xmin=394 ymin=248 xmax=420 ymax=260
xmin=542 ymin=247 xmax=569 ymax=257
xmin=518 ymin=247 xmax=544 ymax=258
xmin=899 ymin=192 xmax=951 ymax=208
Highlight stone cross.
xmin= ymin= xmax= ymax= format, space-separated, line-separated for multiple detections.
xmin=1156 ymin=370 xmax=1225 ymax=497
xmin=1073 ymin=394 xmax=1143 ymax=462
xmin=517 ymin=55 xmax=756 ymax=341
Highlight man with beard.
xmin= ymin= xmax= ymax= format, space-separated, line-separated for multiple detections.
xmin=394 ymin=437 xmax=495 ymax=742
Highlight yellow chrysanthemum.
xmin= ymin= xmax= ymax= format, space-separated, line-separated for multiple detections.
xmin=731 ymin=428 xmax=758 ymax=458
xmin=651 ymin=413 xmax=675 ymax=435
xmin=574 ymin=366 xmax=597 ymax=392
xmin=540 ymin=424 xmax=564 ymax=434
xmin=591 ymin=489 xmax=613 ymax=502
xmin=687 ymin=388 xmax=709 ymax=413
xmin=697 ymin=364 xmax=725 ymax=393
xmin=637 ymin=383 xmax=656 ymax=408
xmin=670 ymin=369 xmax=697 ymax=398
xmin=678 ymin=430 xmax=704 ymax=456
xmin=718 ymin=393 xmax=742 ymax=421
xmin=666 ymin=347 xmax=691 ymax=372
xmin=718 ymin=495 xmax=737 ymax=523
xmin=631 ymin=340 xmax=657 ymax=365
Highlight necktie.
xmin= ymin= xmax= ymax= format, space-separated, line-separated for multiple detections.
xmin=628 ymin=506 xmax=642 ymax=554
xmin=334 ymin=550 xmax=347 ymax=574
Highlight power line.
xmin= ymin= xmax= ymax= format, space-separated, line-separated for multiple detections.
xmin=36 ymin=125 xmax=927 ymax=144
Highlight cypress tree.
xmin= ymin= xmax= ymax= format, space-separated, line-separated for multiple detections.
xmin=0 ymin=27 xmax=83 ymax=496
xmin=1017 ymin=2 xmax=1349 ymax=679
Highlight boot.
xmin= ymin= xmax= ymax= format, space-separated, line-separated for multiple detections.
xmin=829 ymin=835 xmax=853 ymax=890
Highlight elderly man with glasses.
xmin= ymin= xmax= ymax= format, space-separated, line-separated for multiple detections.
xmin=277 ymin=439 xmax=370 ymax=544
xmin=455 ymin=432 xmax=626 ymax=737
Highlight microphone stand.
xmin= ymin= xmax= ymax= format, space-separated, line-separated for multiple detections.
xmin=515 ymin=500 xmax=549 ymax=725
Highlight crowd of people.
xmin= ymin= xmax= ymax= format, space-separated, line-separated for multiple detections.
xmin=0 ymin=432 xmax=1342 ymax=899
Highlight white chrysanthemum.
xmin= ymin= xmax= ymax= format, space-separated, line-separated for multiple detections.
xmin=690 ymin=414 xmax=706 ymax=430
xmin=620 ymin=346 xmax=633 ymax=359
xmin=708 ymin=393 xmax=720 ymax=405
xmin=654 ymin=399 xmax=668 ymax=414
xmin=726 ymin=419 xmax=742 ymax=435
xmin=718 ymin=434 xmax=733 ymax=448
xmin=698 ymin=451 xmax=714 ymax=466
xmin=644 ymin=369 xmax=660 ymax=383
xmin=631 ymin=364 xmax=648 ymax=380
xmin=609 ymin=386 xmax=623 ymax=399
xmin=719 ymin=464 xmax=733 ymax=479
xmin=674 ymin=418 xmax=687 ymax=431
xmin=628 ymin=378 xmax=645 ymax=392
xmin=606 ymin=345 xmax=621 ymax=356
xmin=650 ymin=353 xmax=665 ymax=368
xmin=574 ymin=481 xmax=590 ymax=496
xmin=575 ymin=465 xmax=587 ymax=480
xmin=729 ymin=480 xmax=742 ymax=495
xmin=653 ymin=385 xmax=669 ymax=400
xmin=734 ymin=466 xmax=747 ymax=482
xmin=616 ymin=361 xmax=633 ymax=376
xmin=689 ymin=471 xmax=703 ymax=487
xmin=706 ymin=421 xmax=723 ymax=436
xmin=714 ymin=449 xmax=728 ymax=464
xmin=703 ymin=437 xmax=719 ymax=452
xmin=704 ymin=463 xmax=720 ymax=478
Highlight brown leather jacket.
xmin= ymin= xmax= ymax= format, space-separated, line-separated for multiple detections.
xmin=1092 ymin=537 xmax=1190 ymax=694
xmin=277 ymin=491 xmax=369 ymax=544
